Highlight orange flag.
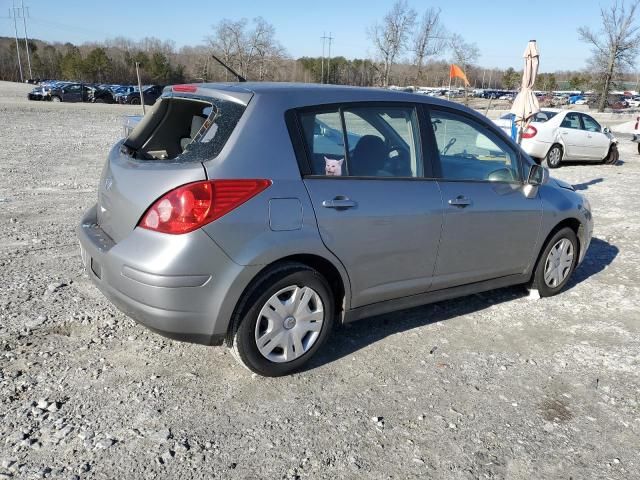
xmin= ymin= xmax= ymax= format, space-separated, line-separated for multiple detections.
xmin=449 ymin=64 xmax=470 ymax=86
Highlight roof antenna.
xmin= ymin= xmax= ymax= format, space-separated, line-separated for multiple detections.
xmin=211 ymin=54 xmax=246 ymax=82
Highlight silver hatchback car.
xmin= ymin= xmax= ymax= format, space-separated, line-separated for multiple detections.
xmin=78 ymin=83 xmax=593 ymax=376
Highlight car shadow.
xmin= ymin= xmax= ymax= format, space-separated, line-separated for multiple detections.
xmin=565 ymin=237 xmax=618 ymax=290
xmin=305 ymin=237 xmax=618 ymax=372
xmin=573 ymin=178 xmax=603 ymax=190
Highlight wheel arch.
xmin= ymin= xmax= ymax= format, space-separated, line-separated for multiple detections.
xmin=224 ymin=253 xmax=349 ymax=345
xmin=530 ymin=217 xmax=583 ymax=282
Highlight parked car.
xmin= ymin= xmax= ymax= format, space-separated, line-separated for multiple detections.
xmin=118 ymin=85 xmax=163 ymax=105
xmin=92 ymin=87 xmax=116 ymax=104
xmin=505 ymin=109 xmax=618 ymax=167
xmin=48 ymin=83 xmax=93 ymax=103
xmin=493 ymin=110 xmax=559 ymax=137
xmin=27 ymin=86 xmax=47 ymax=101
xmin=630 ymin=116 xmax=640 ymax=154
xmin=78 ymin=83 xmax=593 ymax=376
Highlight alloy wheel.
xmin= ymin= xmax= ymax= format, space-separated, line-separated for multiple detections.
xmin=548 ymin=147 xmax=561 ymax=167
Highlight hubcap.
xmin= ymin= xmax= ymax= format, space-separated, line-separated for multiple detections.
xmin=255 ymin=285 xmax=324 ymax=363
xmin=549 ymin=148 xmax=561 ymax=165
xmin=544 ymin=238 xmax=574 ymax=288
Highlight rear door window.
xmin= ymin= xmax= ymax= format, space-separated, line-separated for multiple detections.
xmin=298 ymin=104 xmax=423 ymax=178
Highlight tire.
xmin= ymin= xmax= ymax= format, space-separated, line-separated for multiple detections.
xmin=230 ymin=263 xmax=335 ymax=376
xmin=94 ymin=98 xmax=105 ymax=104
xmin=130 ymin=97 xmax=141 ymax=105
xmin=544 ymin=144 xmax=563 ymax=168
xmin=603 ymin=144 xmax=619 ymax=165
xmin=637 ymin=143 xmax=640 ymax=155
xmin=50 ymin=96 xmax=61 ymax=103
xmin=530 ymin=227 xmax=579 ymax=297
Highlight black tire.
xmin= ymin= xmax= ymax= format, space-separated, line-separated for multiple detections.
xmin=94 ymin=98 xmax=105 ymax=104
xmin=603 ymin=144 xmax=619 ymax=165
xmin=544 ymin=144 xmax=563 ymax=168
xmin=530 ymin=227 xmax=579 ymax=297
xmin=637 ymin=143 xmax=640 ymax=155
xmin=230 ymin=263 xmax=335 ymax=376
xmin=130 ymin=97 xmax=141 ymax=105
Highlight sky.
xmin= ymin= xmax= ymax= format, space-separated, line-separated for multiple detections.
xmin=1 ymin=0 xmax=612 ymax=72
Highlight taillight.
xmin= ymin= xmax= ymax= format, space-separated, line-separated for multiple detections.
xmin=139 ymin=179 xmax=271 ymax=234
xmin=522 ymin=125 xmax=537 ymax=139
xmin=172 ymin=84 xmax=198 ymax=93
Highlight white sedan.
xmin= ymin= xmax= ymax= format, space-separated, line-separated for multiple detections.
xmin=493 ymin=109 xmax=618 ymax=168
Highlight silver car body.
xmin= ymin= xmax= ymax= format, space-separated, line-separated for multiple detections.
xmin=78 ymin=83 xmax=593 ymax=345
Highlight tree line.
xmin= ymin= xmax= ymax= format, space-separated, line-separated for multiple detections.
xmin=1 ymin=1 xmax=639 ymax=112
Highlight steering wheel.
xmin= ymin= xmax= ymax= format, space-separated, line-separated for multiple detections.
xmin=442 ymin=137 xmax=457 ymax=155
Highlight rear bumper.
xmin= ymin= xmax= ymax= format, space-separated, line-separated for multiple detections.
xmin=521 ymin=140 xmax=551 ymax=159
xmin=77 ymin=205 xmax=260 ymax=345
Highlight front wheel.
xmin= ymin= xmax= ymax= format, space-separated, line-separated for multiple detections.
xmin=603 ymin=144 xmax=619 ymax=165
xmin=544 ymin=144 xmax=563 ymax=168
xmin=530 ymin=227 xmax=578 ymax=297
xmin=130 ymin=97 xmax=141 ymax=105
xmin=230 ymin=264 xmax=335 ymax=376
xmin=637 ymin=143 xmax=640 ymax=155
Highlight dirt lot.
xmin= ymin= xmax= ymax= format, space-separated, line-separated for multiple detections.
xmin=0 ymin=80 xmax=638 ymax=479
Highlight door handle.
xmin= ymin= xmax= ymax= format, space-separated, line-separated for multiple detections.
xmin=448 ymin=195 xmax=471 ymax=207
xmin=322 ymin=196 xmax=357 ymax=209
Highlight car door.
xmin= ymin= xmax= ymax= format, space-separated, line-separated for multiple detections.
xmin=298 ymin=104 xmax=444 ymax=308
xmin=580 ymin=113 xmax=610 ymax=160
xmin=558 ymin=112 xmax=588 ymax=159
xmin=427 ymin=107 xmax=542 ymax=290
xmin=63 ymin=84 xmax=82 ymax=102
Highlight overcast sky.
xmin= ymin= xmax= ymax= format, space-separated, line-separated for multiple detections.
xmin=2 ymin=0 xmax=618 ymax=72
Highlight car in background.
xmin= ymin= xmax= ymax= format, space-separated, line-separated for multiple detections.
xmin=626 ymin=97 xmax=640 ymax=108
xmin=78 ymin=82 xmax=593 ymax=376
xmin=48 ymin=83 xmax=93 ymax=103
xmin=118 ymin=85 xmax=163 ymax=105
xmin=516 ymin=109 xmax=618 ymax=167
xmin=493 ymin=110 xmax=559 ymax=137
xmin=630 ymin=116 xmax=640 ymax=154
xmin=27 ymin=86 xmax=48 ymax=101
xmin=92 ymin=87 xmax=116 ymax=104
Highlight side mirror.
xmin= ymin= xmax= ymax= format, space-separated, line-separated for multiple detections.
xmin=602 ymin=126 xmax=611 ymax=134
xmin=527 ymin=164 xmax=549 ymax=186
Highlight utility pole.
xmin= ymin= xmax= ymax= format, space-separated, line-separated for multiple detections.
xmin=10 ymin=5 xmax=23 ymax=82
xmin=21 ymin=0 xmax=32 ymax=79
xmin=326 ymin=32 xmax=334 ymax=84
xmin=320 ymin=32 xmax=327 ymax=84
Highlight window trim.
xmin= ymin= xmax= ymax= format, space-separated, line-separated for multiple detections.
xmin=425 ymin=104 xmax=525 ymax=184
xmin=286 ymin=101 xmax=428 ymax=180
xmin=580 ymin=113 xmax=601 ymax=132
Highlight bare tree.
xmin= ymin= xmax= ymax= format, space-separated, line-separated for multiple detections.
xmin=579 ymin=0 xmax=640 ymax=111
xmin=368 ymin=0 xmax=416 ymax=86
xmin=207 ymin=17 xmax=286 ymax=81
xmin=449 ymin=34 xmax=479 ymax=102
xmin=412 ymin=8 xmax=446 ymax=81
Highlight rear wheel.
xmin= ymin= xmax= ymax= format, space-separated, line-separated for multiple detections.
xmin=603 ymin=144 xmax=619 ymax=165
xmin=230 ymin=263 xmax=334 ymax=376
xmin=530 ymin=227 xmax=578 ymax=297
xmin=637 ymin=143 xmax=640 ymax=155
xmin=544 ymin=144 xmax=563 ymax=168
xmin=130 ymin=97 xmax=141 ymax=105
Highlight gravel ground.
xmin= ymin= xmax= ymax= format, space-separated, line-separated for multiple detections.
xmin=0 ymin=80 xmax=638 ymax=480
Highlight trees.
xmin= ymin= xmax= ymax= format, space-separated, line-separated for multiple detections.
xmin=535 ymin=73 xmax=558 ymax=92
xmin=207 ymin=17 xmax=287 ymax=81
xmin=412 ymin=8 xmax=446 ymax=81
xmin=83 ymin=48 xmax=112 ymax=82
xmin=579 ymin=0 xmax=640 ymax=111
xmin=502 ymin=67 xmax=519 ymax=89
xmin=368 ymin=0 xmax=416 ymax=86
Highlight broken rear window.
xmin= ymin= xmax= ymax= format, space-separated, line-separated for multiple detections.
xmin=124 ymin=96 xmax=246 ymax=161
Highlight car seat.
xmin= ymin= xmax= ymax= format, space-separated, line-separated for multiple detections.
xmin=180 ymin=115 xmax=206 ymax=151
xmin=350 ymin=135 xmax=388 ymax=176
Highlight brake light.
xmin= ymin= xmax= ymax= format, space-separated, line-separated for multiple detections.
xmin=172 ymin=84 xmax=198 ymax=93
xmin=139 ymin=179 xmax=271 ymax=234
xmin=522 ymin=125 xmax=537 ymax=139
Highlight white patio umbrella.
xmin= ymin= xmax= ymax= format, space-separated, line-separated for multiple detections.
xmin=510 ymin=40 xmax=540 ymax=143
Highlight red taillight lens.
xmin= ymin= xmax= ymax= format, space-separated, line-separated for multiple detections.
xmin=139 ymin=179 xmax=271 ymax=234
xmin=522 ymin=125 xmax=538 ymax=139
xmin=172 ymin=84 xmax=198 ymax=93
